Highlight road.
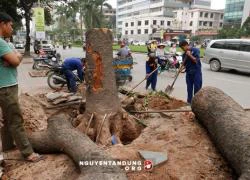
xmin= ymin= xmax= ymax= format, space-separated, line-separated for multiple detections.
xmin=18 ymin=47 xmax=250 ymax=108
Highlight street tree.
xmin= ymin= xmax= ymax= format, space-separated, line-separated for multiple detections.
xmin=76 ymin=29 xmax=140 ymax=145
xmin=26 ymin=29 xmax=137 ymax=179
xmin=217 ymin=27 xmax=242 ymax=39
xmin=54 ymin=2 xmax=78 ymax=42
xmin=18 ymin=0 xmax=54 ymax=56
xmin=241 ymin=17 xmax=250 ymax=37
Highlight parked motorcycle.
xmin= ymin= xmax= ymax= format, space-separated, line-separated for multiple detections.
xmin=157 ymin=53 xmax=182 ymax=75
xmin=47 ymin=65 xmax=83 ymax=90
xmin=32 ymin=52 xmax=62 ymax=70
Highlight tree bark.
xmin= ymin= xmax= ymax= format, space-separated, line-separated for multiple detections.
xmin=77 ymin=28 xmax=139 ymax=145
xmin=24 ymin=12 xmax=31 ymax=56
xmin=191 ymin=86 xmax=250 ymax=180
xmin=28 ymin=113 xmax=127 ymax=180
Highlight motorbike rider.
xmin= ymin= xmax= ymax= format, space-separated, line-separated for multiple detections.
xmin=169 ymin=43 xmax=180 ymax=69
xmin=156 ymin=43 xmax=167 ymax=70
xmin=117 ymin=42 xmax=131 ymax=58
xmin=62 ymin=57 xmax=84 ymax=93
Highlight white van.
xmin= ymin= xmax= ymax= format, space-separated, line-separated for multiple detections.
xmin=204 ymin=39 xmax=250 ymax=72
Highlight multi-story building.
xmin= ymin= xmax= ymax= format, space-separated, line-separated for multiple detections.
xmin=224 ymin=0 xmax=250 ymax=27
xmin=117 ymin=0 xmax=211 ymax=41
xmin=174 ymin=8 xmax=224 ymax=37
xmin=190 ymin=0 xmax=211 ymax=9
xmin=122 ymin=16 xmax=173 ymax=41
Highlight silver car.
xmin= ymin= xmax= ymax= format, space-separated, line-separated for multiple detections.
xmin=204 ymin=39 xmax=250 ymax=72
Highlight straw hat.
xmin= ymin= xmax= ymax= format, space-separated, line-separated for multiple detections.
xmin=157 ymin=43 xmax=166 ymax=47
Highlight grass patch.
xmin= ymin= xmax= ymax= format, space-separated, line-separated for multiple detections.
xmin=113 ymin=44 xmax=205 ymax=57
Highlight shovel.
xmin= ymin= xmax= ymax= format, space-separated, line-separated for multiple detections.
xmin=165 ymin=62 xmax=185 ymax=95
xmin=122 ymin=66 xmax=159 ymax=102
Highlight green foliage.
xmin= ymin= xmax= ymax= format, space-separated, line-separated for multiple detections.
xmin=218 ymin=17 xmax=250 ymax=38
xmin=241 ymin=17 xmax=250 ymax=37
xmin=56 ymin=0 xmax=113 ymax=30
xmin=44 ymin=7 xmax=53 ymax=26
xmin=0 ymin=0 xmax=22 ymax=30
xmin=217 ymin=27 xmax=242 ymax=39
xmin=191 ymin=36 xmax=201 ymax=42
xmin=18 ymin=0 xmax=56 ymax=54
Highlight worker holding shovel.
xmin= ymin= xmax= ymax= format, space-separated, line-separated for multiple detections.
xmin=179 ymin=40 xmax=202 ymax=104
xmin=146 ymin=53 xmax=158 ymax=91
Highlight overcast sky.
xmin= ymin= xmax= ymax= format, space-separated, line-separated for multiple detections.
xmin=107 ymin=0 xmax=226 ymax=10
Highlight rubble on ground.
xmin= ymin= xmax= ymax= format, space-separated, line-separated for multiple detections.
xmin=28 ymin=70 xmax=48 ymax=77
xmin=1 ymin=91 xmax=233 ymax=179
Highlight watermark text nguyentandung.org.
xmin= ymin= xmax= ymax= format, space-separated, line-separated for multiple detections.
xmin=79 ymin=160 xmax=145 ymax=171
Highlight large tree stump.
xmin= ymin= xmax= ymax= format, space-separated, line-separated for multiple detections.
xmin=28 ymin=113 xmax=127 ymax=180
xmin=191 ymin=86 xmax=250 ymax=179
xmin=77 ymin=28 xmax=139 ymax=145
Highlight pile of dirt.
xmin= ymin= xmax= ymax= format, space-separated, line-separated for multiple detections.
xmin=147 ymin=96 xmax=186 ymax=110
xmin=19 ymin=93 xmax=48 ymax=132
xmin=2 ymin=92 xmax=234 ymax=180
xmin=133 ymin=92 xmax=187 ymax=111
xmin=107 ymin=111 xmax=233 ymax=179
xmin=2 ymin=153 xmax=78 ymax=180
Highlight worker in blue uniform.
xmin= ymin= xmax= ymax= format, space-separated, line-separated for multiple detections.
xmin=62 ymin=57 xmax=84 ymax=93
xmin=146 ymin=54 xmax=158 ymax=91
xmin=179 ymin=40 xmax=202 ymax=104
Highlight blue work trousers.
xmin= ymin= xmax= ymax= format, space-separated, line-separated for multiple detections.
xmin=186 ymin=71 xmax=202 ymax=104
xmin=146 ymin=71 xmax=157 ymax=91
xmin=63 ymin=69 xmax=77 ymax=93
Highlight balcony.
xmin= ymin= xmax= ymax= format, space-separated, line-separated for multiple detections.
xmin=149 ymin=1 xmax=164 ymax=9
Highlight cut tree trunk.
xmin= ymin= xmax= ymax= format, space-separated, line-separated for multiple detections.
xmin=28 ymin=113 xmax=127 ymax=180
xmin=77 ymin=28 xmax=139 ymax=145
xmin=191 ymin=86 xmax=250 ymax=180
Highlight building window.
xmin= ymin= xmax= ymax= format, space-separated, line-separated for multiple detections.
xmin=221 ymin=14 xmax=223 ymax=19
xmin=125 ymin=30 xmax=128 ymax=35
xmin=203 ymin=21 xmax=207 ymax=26
xmin=200 ymin=12 xmax=203 ymax=17
xmin=199 ymin=21 xmax=202 ymax=26
xmin=209 ymin=22 xmax=213 ymax=27
xmin=144 ymin=29 xmax=148 ymax=34
xmin=125 ymin=23 xmax=128 ymax=27
xmin=145 ymin=20 xmax=149 ymax=25
xmin=220 ymin=22 xmax=223 ymax=27
xmin=131 ymin=22 xmax=134 ymax=26
xmin=131 ymin=30 xmax=134 ymax=34
xmin=190 ymin=21 xmax=193 ymax=26
xmin=204 ymin=12 xmax=208 ymax=18
xmin=138 ymin=29 xmax=141 ymax=34
xmin=210 ymin=13 xmax=214 ymax=18
xmin=153 ymin=20 xmax=157 ymax=25
xmin=152 ymin=28 xmax=157 ymax=33
xmin=161 ymin=20 xmax=164 ymax=25
xmin=167 ymin=21 xmax=171 ymax=26
xmin=138 ymin=21 xmax=141 ymax=26
xmin=191 ymin=12 xmax=193 ymax=18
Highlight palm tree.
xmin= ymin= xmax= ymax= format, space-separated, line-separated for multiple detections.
xmin=96 ymin=0 xmax=112 ymax=27
xmin=68 ymin=0 xmax=112 ymax=29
